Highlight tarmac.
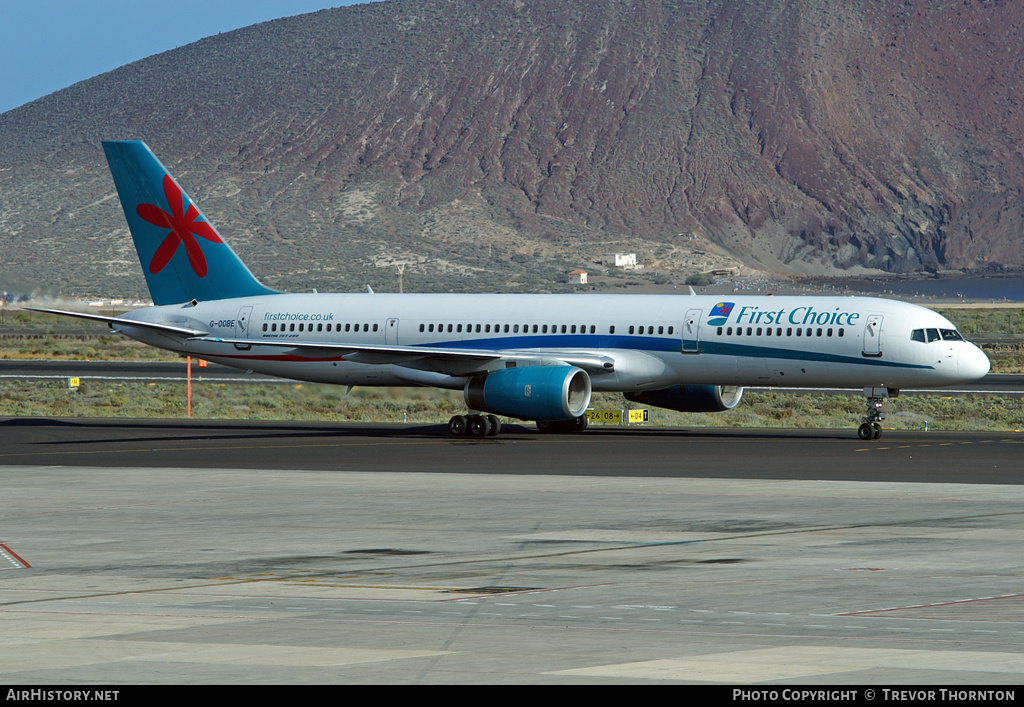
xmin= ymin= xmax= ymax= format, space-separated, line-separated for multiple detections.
xmin=1 ymin=420 xmax=1023 ymax=684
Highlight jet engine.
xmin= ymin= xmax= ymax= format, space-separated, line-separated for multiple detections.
xmin=465 ymin=365 xmax=592 ymax=421
xmin=624 ymin=384 xmax=743 ymax=413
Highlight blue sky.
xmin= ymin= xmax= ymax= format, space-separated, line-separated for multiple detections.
xmin=0 ymin=1 xmax=375 ymax=114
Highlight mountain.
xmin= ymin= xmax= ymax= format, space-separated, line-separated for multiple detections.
xmin=2 ymin=0 xmax=1023 ymax=298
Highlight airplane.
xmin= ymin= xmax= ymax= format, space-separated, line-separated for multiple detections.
xmin=31 ymin=141 xmax=991 ymax=440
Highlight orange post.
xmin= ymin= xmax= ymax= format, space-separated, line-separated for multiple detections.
xmin=187 ymin=356 xmax=192 ymax=417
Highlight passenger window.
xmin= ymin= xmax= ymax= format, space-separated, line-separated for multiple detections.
xmin=756 ymin=327 xmax=762 ymax=336
xmin=571 ymin=325 xmax=577 ymax=334
xmin=838 ymin=328 xmax=845 ymax=337
xmin=726 ymin=327 xmax=732 ymax=335
xmin=658 ymin=326 xmax=664 ymax=335
xmin=628 ymin=326 xmax=635 ymax=334
xmin=609 ymin=326 xmax=615 ymax=334
xmin=787 ymin=328 xmax=792 ymax=336
xmin=816 ymin=328 xmax=822 ymax=337
xmin=746 ymin=327 xmax=752 ymax=336
xmin=668 ymin=326 xmax=673 ymax=334
xmin=718 ymin=327 xmax=723 ymax=335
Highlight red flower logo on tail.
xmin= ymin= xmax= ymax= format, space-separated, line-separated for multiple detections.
xmin=136 ymin=175 xmax=223 ymax=277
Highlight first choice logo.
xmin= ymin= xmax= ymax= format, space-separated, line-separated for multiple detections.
xmin=706 ymin=302 xmax=862 ymax=328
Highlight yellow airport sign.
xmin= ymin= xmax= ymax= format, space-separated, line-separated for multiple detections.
xmin=586 ymin=409 xmax=648 ymax=425
xmin=628 ymin=409 xmax=649 ymax=423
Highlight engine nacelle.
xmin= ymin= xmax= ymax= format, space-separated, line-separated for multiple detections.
xmin=624 ymin=385 xmax=743 ymax=413
xmin=465 ymin=365 xmax=592 ymax=421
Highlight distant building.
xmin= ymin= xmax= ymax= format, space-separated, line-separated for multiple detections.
xmin=569 ymin=270 xmax=588 ymax=285
xmin=603 ymin=253 xmax=637 ymax=269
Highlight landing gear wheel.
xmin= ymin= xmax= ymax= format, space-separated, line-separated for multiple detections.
xmin=857 ymin=389 xmax=892 ymax=440
xmin=448 ymin=415 xmax=467 ymax=436
xmin=486 ymin=415 xmax=501 ymax=436
xmin=468 ymin=414 xmax=491 ymax=437
xmin=536 ymin=416 xmax=588 ymax=433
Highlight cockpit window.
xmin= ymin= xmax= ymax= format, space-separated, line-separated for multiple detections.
xmin=913 ymin=327 xmax=966 ymax=343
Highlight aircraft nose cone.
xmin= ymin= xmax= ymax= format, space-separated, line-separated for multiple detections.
xmin=958 ymin=345 xmax=990 ymax=382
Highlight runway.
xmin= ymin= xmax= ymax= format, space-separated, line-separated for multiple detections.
xmin=2 ymin=418 xmax=1024 ymax=684
xmin=0 ymin=418 xmax=1022 ymax=483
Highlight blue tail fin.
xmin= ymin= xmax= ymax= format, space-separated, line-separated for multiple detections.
xmin=103 ymin=140 xmax=276 ymax=305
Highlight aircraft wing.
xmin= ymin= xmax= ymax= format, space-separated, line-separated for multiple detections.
xmin=26 ymin=307 xmax=210 ymax=337
xmin=195 ymin=335 xmax=616 ymax=376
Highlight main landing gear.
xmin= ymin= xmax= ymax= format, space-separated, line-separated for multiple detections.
xmin=448 ymin=414 xmax=501 ymax=437
xmin=536 ymin=416 xmax=589 ymax=433
xmin=446 ymin=414 xmax=591 ymax=437
xmin=858 ymin=387 xmax=896 ymax=440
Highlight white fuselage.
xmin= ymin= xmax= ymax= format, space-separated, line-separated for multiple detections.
xmin=115 ymin=292 xmax=990 ymax=393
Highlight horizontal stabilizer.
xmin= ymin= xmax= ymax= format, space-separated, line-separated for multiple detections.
xmin=26 ymin=307 xmax=209 ymax=337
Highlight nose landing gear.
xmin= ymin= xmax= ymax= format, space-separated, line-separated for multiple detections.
xmin=858 ymin=387 xmax=897 ymax=440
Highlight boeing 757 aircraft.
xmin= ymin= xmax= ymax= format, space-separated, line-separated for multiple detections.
xmin=33 ymin=141 xmax=990 ymax=439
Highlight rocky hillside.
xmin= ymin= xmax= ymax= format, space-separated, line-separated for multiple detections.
xmin=1 ymin=0 xmax=1022 ymax=298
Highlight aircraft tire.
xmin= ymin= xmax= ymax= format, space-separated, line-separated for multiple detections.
xmin=448 ymin=415 xmax=467 ymax=436
xmin=858 ymin=423 xmax=874 ymax=441
xmin=486 ymin=415 xmax=501 ymax=436
xmin=468 ymin=415 xmax=491 ymax=437
xmin=872 ymin=422 xmax=882 ymax=439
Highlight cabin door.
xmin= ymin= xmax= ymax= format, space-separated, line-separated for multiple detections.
xmin=386 ymin=318 xmax=399 ymax=345
xmin=235 ymin=306 xmax=254 ymax=339
xmin=862 ymin=314 xmax=883 ymax=357
xmin=681 ymin=308 xmax=702 ymax=353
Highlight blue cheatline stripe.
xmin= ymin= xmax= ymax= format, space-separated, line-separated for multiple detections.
xmin=403 ymin=334 xmax=932 ymax=370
